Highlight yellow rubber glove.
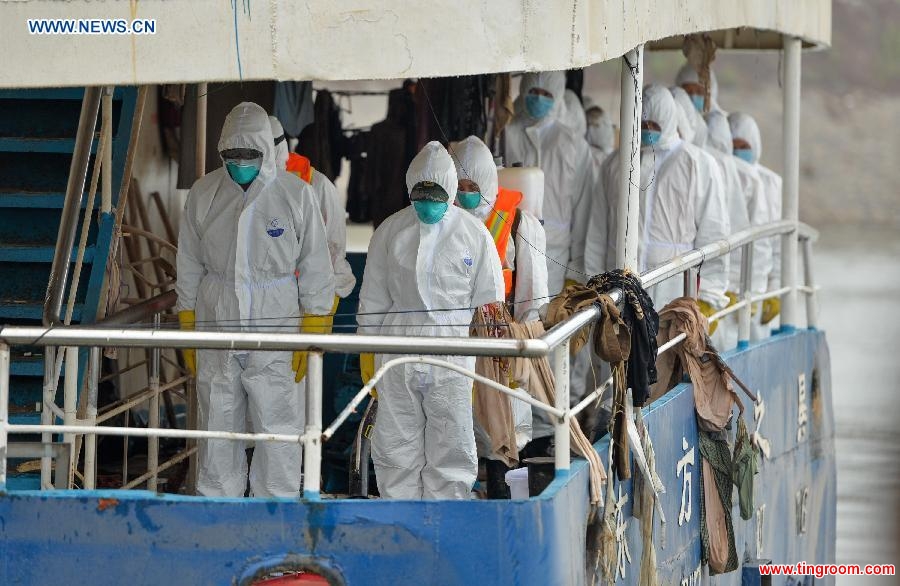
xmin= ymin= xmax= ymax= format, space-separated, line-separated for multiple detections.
xmin=564 ymin=278 xmax=580 ymax=290
xmin=725 ymin=291 xmax=739 ymax=307
xmin=177 ymin=310 xmax=197 ymax=376
xmin=293 ymin=313 xmax=331 ymax=383
xmin=761 ymin=297 xmax=781 ymax=325
xmin=360 ymin=352 xmax=377 ymax=398
xmin=696 ymin=299 xmax=719 ymax=336
xmin=319 ymin=295 xmax=341 ymax=334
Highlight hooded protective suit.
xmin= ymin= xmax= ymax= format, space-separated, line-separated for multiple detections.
xmin=671 ymin=86 xmax=709 ymax=147
xmin=585 ymin=85 xmax=730 ymax=309
xmin=452 ymin=136 xmax=544 ymax=461
xmin=176 ymin=102 xmax=335 ymax=497
xmin=358 ymin=141 xmax=504 ymax=499
xmin=561 ymin=89 xmax=587 ymax=136
xmin=584 ymin=101 xmax=616 ymax=170
xmin=675 ymin=64 xmax=725 ymax=115
xmin=729 ymin=112 xmax=782 ymax=338
xmin=269 ymin=116 xmax=355 ymax=299
xmin=502 ymin=71 xmax=594 ymax=294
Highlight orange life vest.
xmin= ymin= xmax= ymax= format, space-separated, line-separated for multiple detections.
xmin=286 ymin=152 xmax=314 ymax=184
xmin=484 ymin=187 xmax=523 ymax=297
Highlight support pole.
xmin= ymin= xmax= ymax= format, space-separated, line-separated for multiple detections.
xmin=83 ymin=347 xmax=100 ymax=490
xmin=683 ymin=267 xmax=698 ymax=298
xmin=0 ymin=343 xmax=9 ymax=490
xmin=148 ymin=314 xmax=161 ymax=492
xmin=101 ymin=87 xmax=114 ymax=214
xmin=303 ymin=352 xmax=323 ymax=500
xmin=738 ymin=243 xmax=754 ymax=349
xmin=63 ymin=346 xmax=78 ymax=487
xmin=802 ymin=239 xmax=819 ymax=329
xmin=40 ymin=347 xmax=55 ymax=489
xmin=553 ymin=341 xmax=570 ymax=475
xmin=781 ymin=36 xmax=802 ymax=331
xmin=616 ymin=45 xmax=644 ymax=272
xmin=195 ymin=83 xmax=208 ymax=179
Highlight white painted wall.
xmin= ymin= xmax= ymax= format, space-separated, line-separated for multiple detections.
xmin=1 ymin=0 xmax=831 ymax=88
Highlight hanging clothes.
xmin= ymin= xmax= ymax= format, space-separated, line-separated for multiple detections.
xmin=274 ymin=81 xmax=314 ymax=138
xmin=345 ymin=130 xmax=372 ymax=223
xmin=415 ymin=76 xmax=492 ymax=147
xmin=296 ymin=89 xmax=347 ymax=182
xmin=367 ymin=88 xmax=417 ymax=228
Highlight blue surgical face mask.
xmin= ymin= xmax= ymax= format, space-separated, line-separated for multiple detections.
xmin=734 ymin=148 xmax=754 ymax=163
xmin=413 ymin=200 xmax=449 ymax=224
xmin=525 ymin=94 xmax=554 ymax=120
xmin=641 ymin=129 xmax=662 ymax=147
xmin=690 ymin=94 xmax=705 ymax=112
xmin=225 ymin=159 xmax=262 ymax=184
xmin=456 ymin=191 xmax=482 ymax=210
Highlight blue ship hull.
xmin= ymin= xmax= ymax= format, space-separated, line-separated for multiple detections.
xmin=0 ymin=329 xmax=835 ymax=585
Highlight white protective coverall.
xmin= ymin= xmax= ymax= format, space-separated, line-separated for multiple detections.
xmin=503 ymin=71 xmax=594 ymax=294
xmin=176 ymin=102 xmax=335 ymax=497
xmin=452 ymin=135 xmax=545 ymax=460
xmin=729 ymin=112 xmax=783 ymax=339
xmin=705 ymin=112 xmax=772 ymax=348
xmin=585 ymin=85 xmax=730 ymax=310
xmin=358 ymin=141 xmax=504 ymax=499
xmin=269 ymin=116 xmax=356 ymax=299
xmin=562 ymin=89 xmax=588 ymax=136
xmin=584 ymin=100 xmax=616 ymax=171
xmin=671 ymin=86 xmax=709 ymax=148
xmin=675 ymin=64 xmax=726 ymax=115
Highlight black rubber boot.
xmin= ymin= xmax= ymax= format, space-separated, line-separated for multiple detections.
xmin=485 ymin=459 xmax=512 ymax=499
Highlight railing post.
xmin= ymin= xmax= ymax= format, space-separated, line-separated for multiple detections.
xmin=63 ymin=346 xmax=78 ymax=488
xmin=738 ymin=243 xmax=754 ymax=349
xmin=41 ymin=347 xmax=55 ymax=489
xmin=84 ymin=346 xmax=101 ymax=490
xmin=616 ymin=45 xmax=644 ymax=272
xmin=0 ymin=343 xmax=9 ymax=490
xmin=148 ymin=313 xmax=161 ymax=492
xmin=303 ymin=352 xmax=323 ymax=500
xmin=553 ymin=341 xmax=570 ymax=476
xmin=781 ymin=35 xmax=802 ymax=331
xmin=802 ymin=238 xmax=819 ymax=330
xmin=683 ymin=267 xmax=698 ymax=298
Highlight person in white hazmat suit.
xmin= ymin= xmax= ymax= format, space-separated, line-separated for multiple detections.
xmin=503 ymin=71 xmax=595 ymax=448
xmin=452 ymin=135 xmax=548 ymax=497
xmin=585 ymin=85 xmax=730 ymax=314
xmin=675 ymin=63 xmax=725 ymax=115
xmin=502 ymin=71 xmax=594 ymax=294
xmin=357 ymin=141 xmax=505 ymax=500
xmin=729 ymin=112 xmax=783 ymax=339
xmin=671 ymin=86 xmax=709 ymax=148
xmin=584 ymin=99 xmax=616 ymax=170
xmin=705 ymin=111 xmax=772 ymax=348
xmin=175 ymin=102 xmax=335 ymax=497
xmin=269 ymin=116 xmax=356 ymax=312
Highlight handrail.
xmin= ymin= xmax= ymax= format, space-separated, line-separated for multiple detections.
xmin=43 ymin=87 xmax=102 ymax=327
xmin=9 ymin=219 xmax=817 ymax=356
xmin=96 ymin=290 xmax=177 ymax=326
xmin=641 ymin=220 xmax=815 ymax=288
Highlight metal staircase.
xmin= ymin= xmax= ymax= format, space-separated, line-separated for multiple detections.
xmin=0 ymin=87 xmax=138 ymax=489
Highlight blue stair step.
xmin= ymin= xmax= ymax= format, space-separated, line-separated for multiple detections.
xmin=0 ymin=137 xmax=98 ymax=154
xmin=5 ymin=475 xmax=42 ymax=491
xmin=0 ymin=245 xmax=95 ymax=264
xmin=0 ymin=191 xmax=97 ymax=209
xmin=0 ymin=302 xmax=83 ymax=321
xmin=9 ymin=412 xmax=42 ymax=426
xmin=0 ymin=88 xmax=87 ymax=101
xmin=10 ymin=354 xmax=53 ymax=378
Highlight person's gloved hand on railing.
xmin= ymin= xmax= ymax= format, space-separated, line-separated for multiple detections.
xmin=177 ymin=309 xmax=197 ymax=376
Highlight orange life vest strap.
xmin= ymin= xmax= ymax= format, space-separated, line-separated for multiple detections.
xmin=286 ymin=152 xmax=314 ymax=184
xmin=485 ymin=187 xmax=523 ymax=297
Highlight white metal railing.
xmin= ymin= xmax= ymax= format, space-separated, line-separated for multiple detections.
xmin=0 ymin=220 xmax=820 ymax=499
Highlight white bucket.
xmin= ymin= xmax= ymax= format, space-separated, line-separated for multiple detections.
xmin=505 ymin=467 xmax=529 ymax=500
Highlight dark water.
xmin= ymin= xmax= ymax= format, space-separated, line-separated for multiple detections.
xmin=815 ymin=224 xmax=900 ymax=580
